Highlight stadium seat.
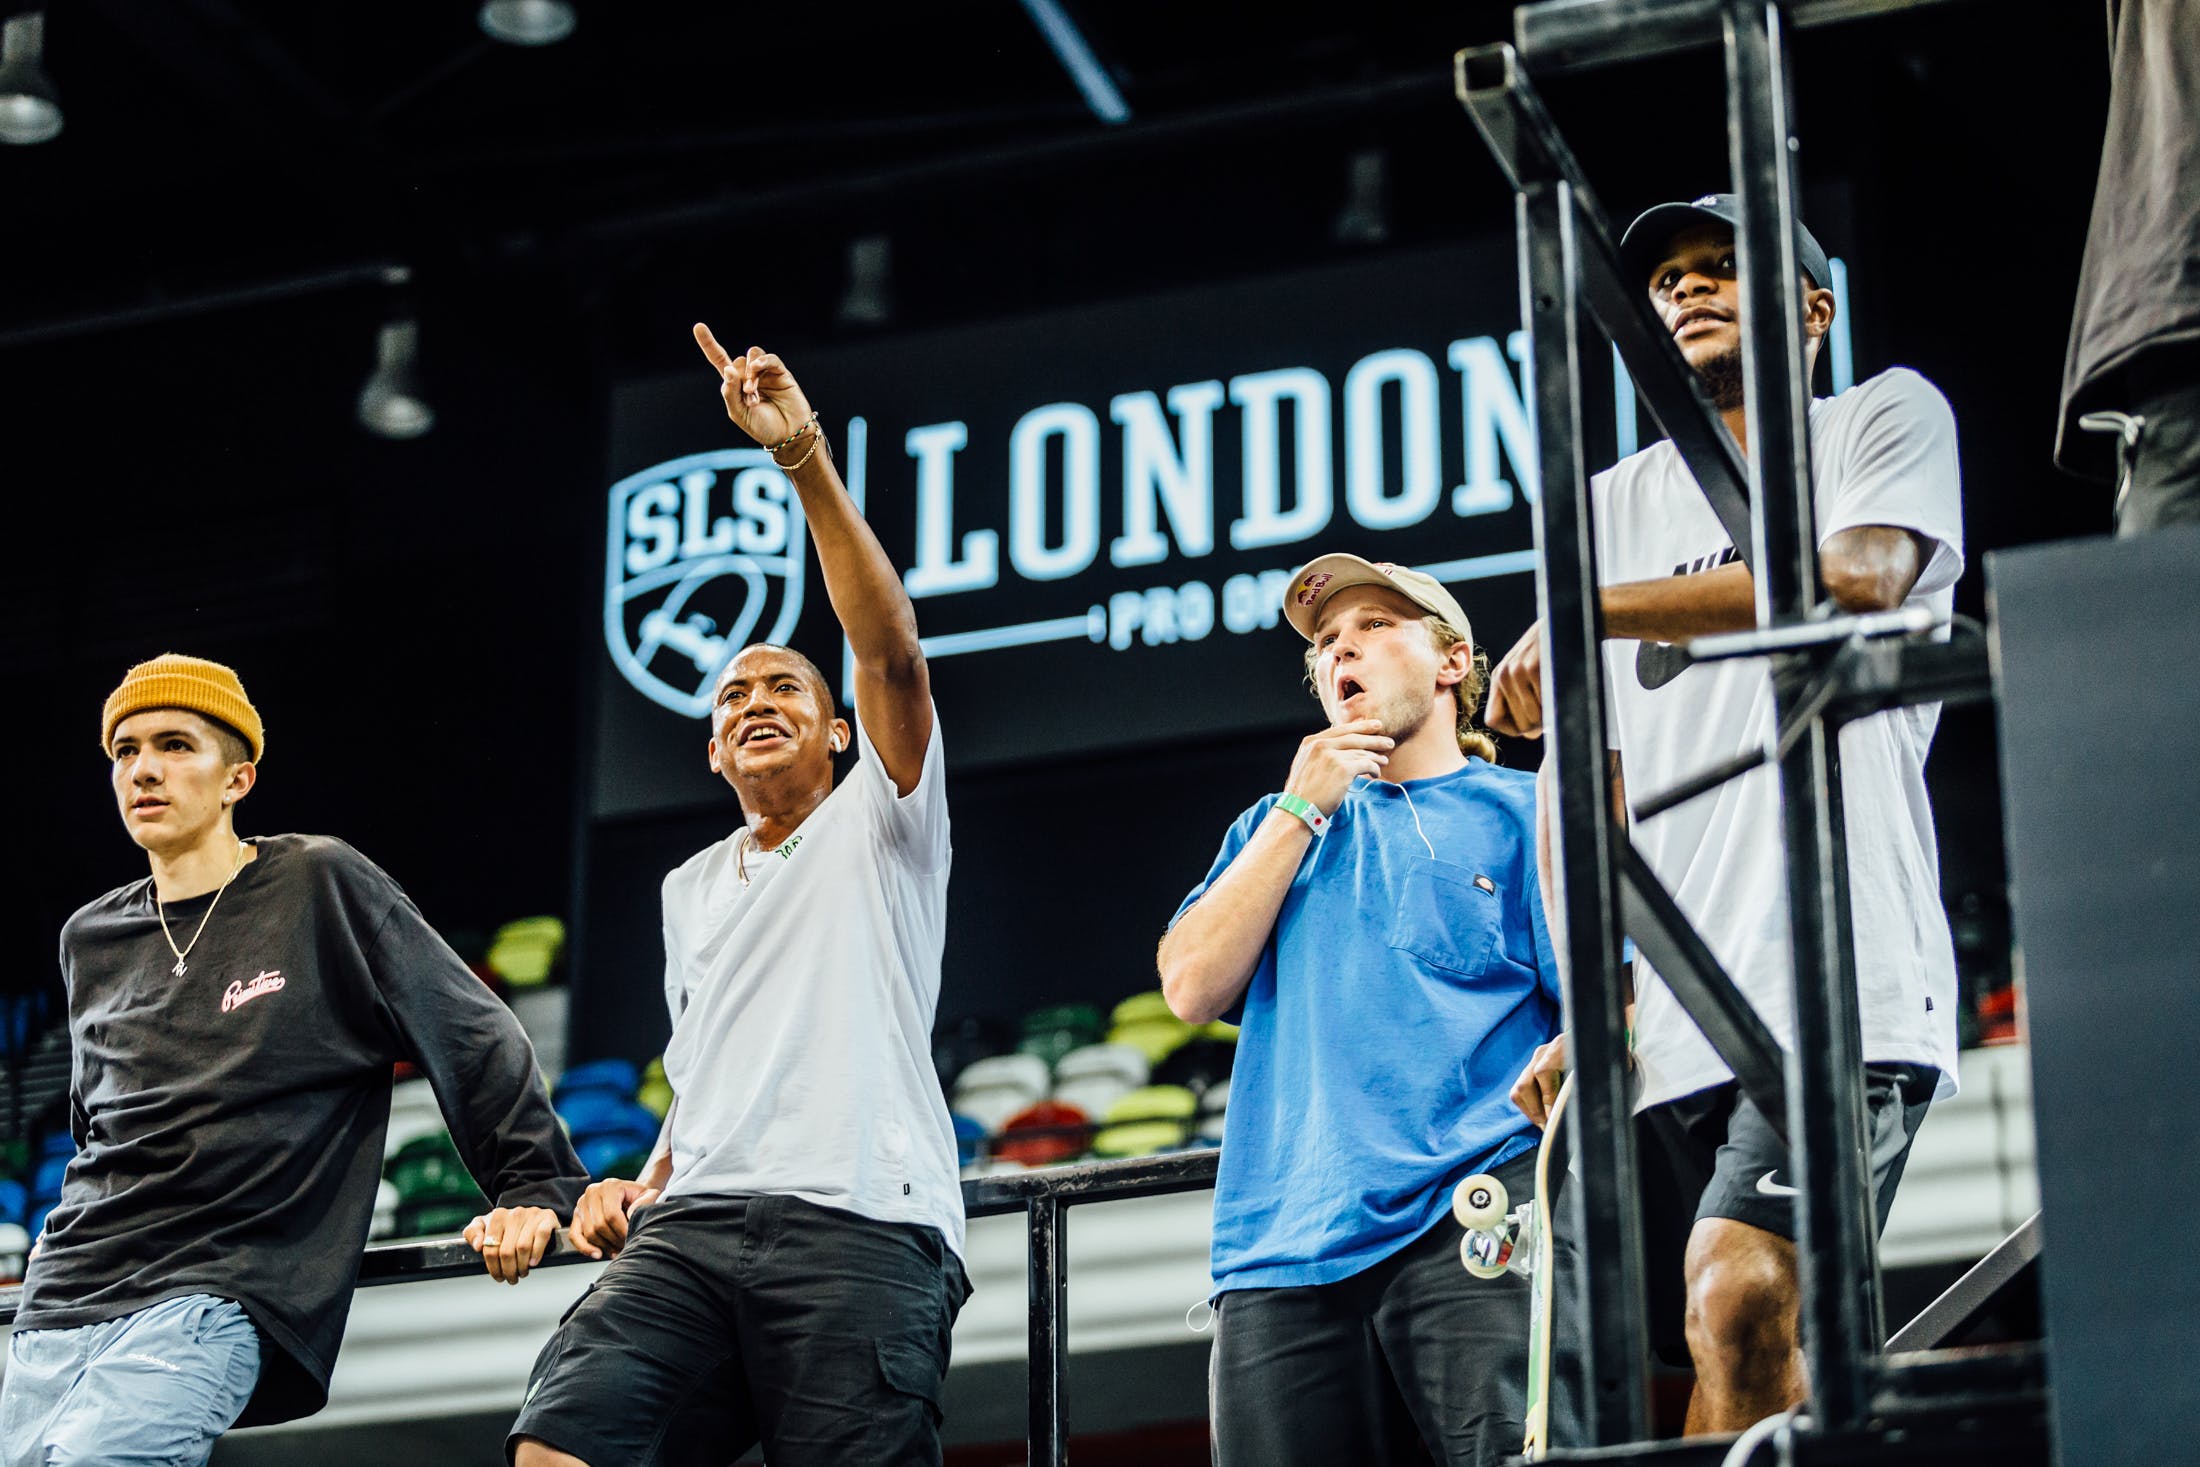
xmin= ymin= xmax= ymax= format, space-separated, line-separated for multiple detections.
xmin=1092 ymin=1085 xmax=1198 ymax=1158
xmin=386 ymin=1131 xmax=488 ymax=1238
xmin=486 ymin=916 xmax=565 ymax=988
xmin=995 ymin=1100 xmax=1092 ymax=1167
xmin=952 ymin=1053 xmax=1051 ymax=1132
xmin=637 ymin=1056 xmax=673 ymax=1119
xmin=951 ymin=1112 xmax=987 ymax=1170
xmin=1016 ymin=1002 xmax=1107 ymax=1069
xmin=1153 ymin=1035 xmax=1237 ymax=1096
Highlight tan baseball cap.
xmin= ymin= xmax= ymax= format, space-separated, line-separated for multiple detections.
xmin=1281 ymin=553 xmax=1475 ymax=648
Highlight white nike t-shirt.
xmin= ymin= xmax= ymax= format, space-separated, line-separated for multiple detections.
xmin=1594 ymin=367 xmax=1964 ymax=1112
xmin=656 ymin=703 xmax=965 ymax=1256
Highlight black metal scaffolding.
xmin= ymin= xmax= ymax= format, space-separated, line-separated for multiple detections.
xmin=1458 ymin=0 xmax=2026 ymax=1458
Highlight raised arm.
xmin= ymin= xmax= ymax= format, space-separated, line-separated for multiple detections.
xmin=695 ymin=325 xmax=931 ymax=795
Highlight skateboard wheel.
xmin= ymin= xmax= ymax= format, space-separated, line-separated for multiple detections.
xmin=1459 ymin=1231 xmax=1511 ymax=1279
xmin=1452 ymin=1173 xmax=1509 ymax=1231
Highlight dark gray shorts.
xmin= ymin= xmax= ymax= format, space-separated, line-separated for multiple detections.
xmin=508 ymin=1193 xmax=969 ymax=1467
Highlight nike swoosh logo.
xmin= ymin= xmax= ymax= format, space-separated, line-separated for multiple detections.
xmin=1636 ymin=642 xmax=1691 ymax=690
xmin=1755 ymin=1172 xmax=1800 ymax=1198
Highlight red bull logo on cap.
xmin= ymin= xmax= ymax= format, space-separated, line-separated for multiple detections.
xmin=1295 ymin=572 xmax=1334 ymax=607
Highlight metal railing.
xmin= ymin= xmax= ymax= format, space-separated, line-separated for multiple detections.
xmin=0 ymin=1149 xmax=1219 ymax=1467
xmin=1456 ymin=0 xmax=2024 ymax=1455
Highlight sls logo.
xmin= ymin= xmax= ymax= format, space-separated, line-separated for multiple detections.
xmin=604 ymin=449 xmax=809 ymax=717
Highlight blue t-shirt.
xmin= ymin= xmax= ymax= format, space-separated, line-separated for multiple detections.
xmin=1171 ymin=759 xmax=1561 ymax=1294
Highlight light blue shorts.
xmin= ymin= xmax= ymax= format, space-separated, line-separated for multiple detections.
xmin=0 ymin=1294 xmax=261 ymax=1467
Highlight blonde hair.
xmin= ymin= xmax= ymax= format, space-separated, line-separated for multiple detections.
xmin=1302 ymin=615 xmax=1499 ymax=763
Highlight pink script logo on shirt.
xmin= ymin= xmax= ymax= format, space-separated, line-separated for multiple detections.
xmin=222 ymin=971 xmax=285 ymax=1014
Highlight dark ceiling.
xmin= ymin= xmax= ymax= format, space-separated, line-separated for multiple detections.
xmin=0 ymin=0 xmax=2113 ymax=1020
xmin=3 ymin=1 xmax=1496 ymax=347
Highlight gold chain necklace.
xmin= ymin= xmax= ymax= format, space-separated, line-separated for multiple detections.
xmin=156 ymin=840 xmax=249 ymax=978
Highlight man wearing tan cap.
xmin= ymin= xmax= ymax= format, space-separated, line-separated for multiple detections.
xmin=1 ymin=655 xmax=588 ymax=1465
xmin=1157 ymin=556 xmax=1571 ymax=1467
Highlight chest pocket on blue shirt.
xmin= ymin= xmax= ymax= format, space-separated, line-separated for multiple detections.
xmin=1387 ymin=858 xmax=1502 ymax=976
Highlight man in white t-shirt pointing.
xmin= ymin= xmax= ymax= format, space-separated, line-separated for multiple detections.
xmin=1484 ymin=195 xmax=1962 ymax=1436
xmin=508 ymin=332 xmax=968 ymax=1467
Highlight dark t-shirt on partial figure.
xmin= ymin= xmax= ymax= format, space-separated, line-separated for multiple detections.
xmin=17 ymin=834 xmax=588 ymax=1428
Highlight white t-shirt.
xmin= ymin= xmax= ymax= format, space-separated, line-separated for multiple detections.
xmin=657 ymin=703 xmax=965 ymax=1256
xmin=1594 ymin=367 xmax=1964 ymax=1112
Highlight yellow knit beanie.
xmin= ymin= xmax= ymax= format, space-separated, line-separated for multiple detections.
xmin=100 ymin=654 xmax=265 ymax=763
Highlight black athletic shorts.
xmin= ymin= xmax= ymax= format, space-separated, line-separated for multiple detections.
xmin=1633 ymin=1063 xmax=1936 ymax=1361
xmin=508 ymin=1192 xmax=971 ymax=1467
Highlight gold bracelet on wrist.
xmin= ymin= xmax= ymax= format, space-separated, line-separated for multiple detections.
xmin=774 ymin=422 xmax=824 ymax=473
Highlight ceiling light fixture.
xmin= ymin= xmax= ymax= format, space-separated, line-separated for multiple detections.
xmin=0 ymin=13 xmax=64 ymax=146
xmin=357 ymin=271 xmax=435 ymax=439
xmin=1332 ymin=148 xmax=1391 ymax=246
xmin=478 ymin=0 xmax=577 ymax=47
xmin=836 ymin=236 xmax=894 ymax=328
xmin=1017 ymin=0 xmax=1129 ymax=126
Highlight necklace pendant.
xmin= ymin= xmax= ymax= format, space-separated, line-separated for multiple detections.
xmin=173 ymin=957 xmax=187 ymax=978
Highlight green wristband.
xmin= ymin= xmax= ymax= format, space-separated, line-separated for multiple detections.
xmin=1274 ymin=792 xmax=1330 ymax=837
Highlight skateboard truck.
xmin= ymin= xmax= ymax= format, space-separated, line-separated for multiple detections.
xmin=1454 ymin=1173 xmax=1539 ymax=1280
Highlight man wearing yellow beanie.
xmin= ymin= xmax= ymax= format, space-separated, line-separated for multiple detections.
xmin=1 ymin=655 xmax=591 ymax=1464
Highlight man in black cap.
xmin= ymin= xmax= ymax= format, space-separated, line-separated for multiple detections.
xmin=1485 ymin=195 xmax=1962 ymax=1434
xmin=2057 ymin=0 xmax=2200 ymax=534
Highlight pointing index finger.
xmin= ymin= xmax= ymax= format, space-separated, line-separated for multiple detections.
xmin=693 ymin=323 xmax=736 ymax=375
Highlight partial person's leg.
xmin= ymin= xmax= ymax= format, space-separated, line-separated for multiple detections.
xmin=1211 ymin=1272 xmax=1424 ymax=1467
xmin=507 ymin=1197 xmax=757 ymax=1467
xmin=736 ymin=1196 xmax=970 ymax=1467
xmin=0 ymin=1318 xmax=86 ymax=1467
xmin=1373 ymin=1149 xmax=1538 ymax=1467
xmin=1681 ymin=1217 xmax=1805 ymax=1433
xmin=1681 ymin=1066 xmax=1937 ymax=1434
xmin=2 ymin=1294 xmax=260 ymax=1467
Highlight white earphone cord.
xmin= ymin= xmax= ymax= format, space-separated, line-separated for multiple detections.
xmin=1347 ymin=776 xmax=1438 ymax=861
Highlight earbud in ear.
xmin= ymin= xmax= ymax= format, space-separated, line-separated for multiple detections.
xmin=830 ymin=735 xmax=845 ymax=752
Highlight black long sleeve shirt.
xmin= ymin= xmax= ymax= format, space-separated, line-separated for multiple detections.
xmin=18 ymin=834 xmax=588 ymax=1427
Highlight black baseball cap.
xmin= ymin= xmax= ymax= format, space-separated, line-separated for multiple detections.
xmin=1619 ymin=193 xmax=1832 ymax=294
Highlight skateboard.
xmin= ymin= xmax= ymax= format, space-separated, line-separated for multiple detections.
xmin=1452 ymin=1071 xmax=1574 ymax=1462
